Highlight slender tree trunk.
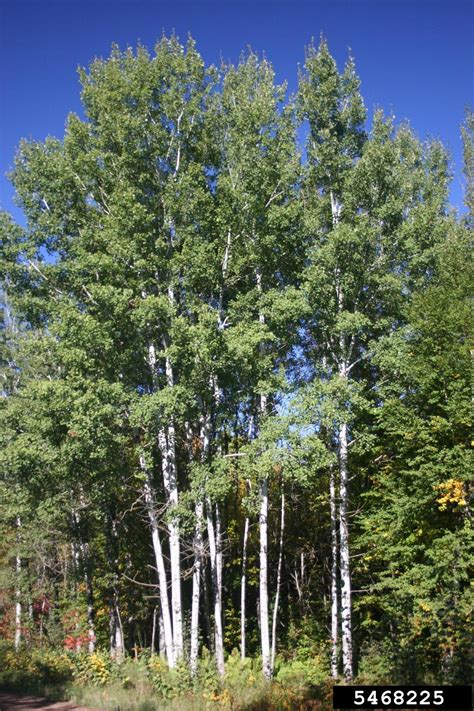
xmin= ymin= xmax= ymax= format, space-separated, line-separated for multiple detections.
xmin=190 ymin=500 xmax=203 ymax=675
xmin=190 ymin=407 xmax=212 ymax=674
xmin=256 ymin=267 xmax=271 ymax=680
xmin=14 ymin=516 xmax=21 ymax=652
xmin=206 ymin=498 xmax=225 ymax=676
xmin=39 ymin=596 xmax=45 ymax=648
xmin=202 ymin=564 xmax=213 ymax=652
xmin=241 ymin=416 xmax=254 ymax=660
xmin=331 ymin=190 xmax=353 ymax=680
xmin=259 ymin=477 xmax=271 ymax=680
xmin=148 ymin=333 xmax=183 ymax=663
xmin=159 ymin=610 xmax=166 ymax=658
xmin=106 ymin=512 xmax=124 ymax=660
xmin=336 ymin=306 xmax=353 ymax=677
xmin=270 ymin=490 xmax=285 ymax=674
xmin=160 ymin=326 xmax=184 ymax=661
xmin=141 ymin=456 xmax=175 ymax=668
xmin=330 ymin=465 xmax=339 ymax=679
xmin=72 ymin=507 xmax=96 ymax=654
xmin=158 ymin=425 xmax=183 ymax=661
xmin=151 ymin=606 xmax=158 ymax=655
xmin=338 ymin=420 xmax=353 ymax=679
xmin=70 ymin=536 xmax=82 ymax=653
xmin=240 ymin=505 xmax=250 ymax=659
xmin=113 ymin=607 xmax=125 ymax=661
xmin=81 ymin=541 xmax=96 ymax=654
xmin=215 ymin=503 xmax=223 ymax=614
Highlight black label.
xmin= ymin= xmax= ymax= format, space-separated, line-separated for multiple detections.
xmin=333 ymin=685 xmax=472 ymax=710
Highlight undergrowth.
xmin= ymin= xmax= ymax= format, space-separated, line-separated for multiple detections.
xmin=0 ymin=642 xmax=333 ymax=710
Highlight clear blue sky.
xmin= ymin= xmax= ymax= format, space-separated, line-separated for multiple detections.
xmin=1 ymin=0 xmax=473 ymax=223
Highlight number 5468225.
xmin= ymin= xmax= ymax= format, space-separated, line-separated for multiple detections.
xmin=353 ymin=689 xmax=444 ymax=706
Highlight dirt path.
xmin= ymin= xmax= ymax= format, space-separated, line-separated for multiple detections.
xmin=0 ymin=693 xmax=101 ymax=711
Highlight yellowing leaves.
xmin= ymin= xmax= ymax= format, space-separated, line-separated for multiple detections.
xmin=419 ymin=601 xmax=432 ymax=613
xmin=434 ymin=478 xmax=467 ymax=511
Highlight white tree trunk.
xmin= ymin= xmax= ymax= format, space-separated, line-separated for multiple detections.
xmin=240 ymin=509 xmax=249 ymax=659
xmin=333 ymin=214 xmax=353 ymax=679
xmin=159 ymin=609 xmax=166 ymax=658
xmin=81 ymin=542 xmax=96 ymax=654
xmin=256 ymin=267 xmax=271 ymax=680
xmin=190 ymin=407 xmax=212 ymax=674
xmin=70 ymin=536 xmax=82 ymax=653
xmin=190 ymin=500 xmax=203 ymax=675
xmin=114 ymin=609 xmax=125 ymax=660
xmin=159 ymin=425 xmax=183 ymax=661
xmin=206 ymin=498 xmax=225 ymax=676
xmin=339 ymin=420 xmax=353 ymax=679
xmin=215 ymin=503 xmax=223 ymax=611
xmin=159 ymin=328 xmax=184 ymax=662
xmin=271 ymin=490 xmax=285 ymax=674
xmin=141 ymin=456 xmax=175 ymax=668
xmin=241 ymin=417 xmax=254 ymax=660
xmin=330 ymin=188 xmax=353 ymax=679
xmin=106 ymin=513 xmax=124 ymax=660
xmin=151 ymin=606 xmax=158 ymax=655
xmin=330 ymin=465 xmax=339 ymax=678
xmin=259 ymin=477 xmax=271 ymax=680
xmin=72 ymin=506 xmax=96 ymax=654
xmin=14 ymin=516 xmax=21 ymax=652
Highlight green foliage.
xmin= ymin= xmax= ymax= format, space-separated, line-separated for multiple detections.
xmin=147 ymin=655 xmax=191 ymax=699
xmin=356 ymin=225 xmax=473 ymax=683
xmin=71 ymin=651 xmax=117 ymax=686
xmin=0 ymin=643 xmax=74 ymax=690
xmin=276 ymin=657 xmax=328 ymax=689
xmin=1 ymin=32 xmax=471 ymax=695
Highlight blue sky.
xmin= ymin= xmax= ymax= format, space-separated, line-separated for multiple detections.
xmin=1 ymin=0 xmax=473 ymax=223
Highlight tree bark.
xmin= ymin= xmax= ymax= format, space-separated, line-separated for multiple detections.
xmin=72 ymin=507 xmax=96 ymax=654
xmin=206 ymin=497 xmax=225 ymax=676
xmin=80 ymin=541 xmax=96 ymax=654
xmin=14 ymin=517 xmax=21 ymax=652
xmin=215 ymin=502 xmax=223 ymax=616
xmin=190 ymin=500 xmax=203 ymax=675
xmin=271 ymin=490 xmax=285 ymax=674
xmin=148 ymin=333 xmax=183 ymax=664
xmin=256 ymin=267 xmax=271 ymax=680
xmin=159 ymin=326 xmax=184 ymax=661
xmin=331 ymin=192 xmax=353 ymax=680
xmin=159 ymin=609 xmax=166 ymax=658
xmin=151 ymin=606 xmax=157 ymax=655
xmin=339 ymin=420 xmax=353 ymax=679
xmin=240 ymin=505 xmax=250 ymax=660
xmin=106 ymin=512 xmax=124 ymax=660
xmin=202 ymin=563 xmax=213 ymax=653
xmin=241 ymin=415 xmax=254 ymax=660
xmin=141 ymin=456 xmax=175 ymax=668
xmin=329 ymin=465 xmax=339 ymax=678
xmin=259 ymin=477 xmax=271 ymax=680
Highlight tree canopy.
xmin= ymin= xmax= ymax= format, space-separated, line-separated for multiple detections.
xmin=0 ymin=36 xmax=472 ymax=700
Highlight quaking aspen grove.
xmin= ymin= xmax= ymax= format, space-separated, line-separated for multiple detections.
xmin=0 ymin=35 xmax=472 ymax=707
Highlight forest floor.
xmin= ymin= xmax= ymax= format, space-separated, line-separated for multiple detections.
xmin=0 ymin=694 xmax=101 ymax=711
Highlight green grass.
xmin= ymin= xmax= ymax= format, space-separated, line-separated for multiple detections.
xmin=0 ymin=644 xmax=332 ymax=710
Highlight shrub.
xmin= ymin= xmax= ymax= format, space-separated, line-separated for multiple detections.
xmin=275 ymin=654 xmax=329 ymax=689
xmin=195 ymin=647 xmax=221 ymax=698
xmin=71 ymin=650 xmax=115 ymax=686
xmin=0 ymin=643 xmax=74 ymax=691
xmin=147 ymin=655 xmax=191 ymax=699
xmin=225 ymin=648 xmax=261 ymax=690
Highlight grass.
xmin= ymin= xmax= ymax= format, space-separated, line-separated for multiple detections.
xmin=0 ymin=643 xmax=333 ymax=711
